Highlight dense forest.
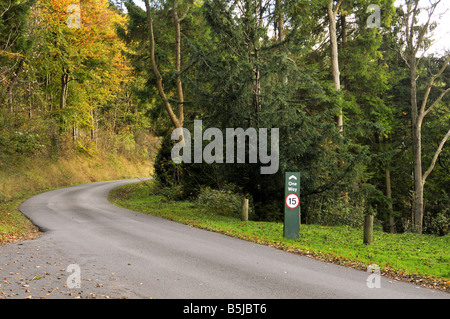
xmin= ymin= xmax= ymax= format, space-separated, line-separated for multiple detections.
xmin=1 ymin=0 xmax=449 ymax=236
xmin=0 ymin=0 xmax=156 ymax=203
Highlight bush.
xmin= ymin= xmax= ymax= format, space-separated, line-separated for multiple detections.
xmin=75 ymin=138 xmax=97 ymax=157
xmin=153 ymin=133 xmax=181 ymax=188
xmin=424 ymin=211 xmax=449 ymax=236
xmin=155 ymin=183 xmax=185 ymax=202
xmin=254 ymin=201 xmax=282 ymax=222
xmin=196 ymin=186 xmax=251 ymax=218
xmin=310 ymin=199 xmax=365 ymax=228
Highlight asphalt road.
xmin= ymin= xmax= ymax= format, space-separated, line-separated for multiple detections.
xmin=1 ymin=179 xmax=448 ymax=299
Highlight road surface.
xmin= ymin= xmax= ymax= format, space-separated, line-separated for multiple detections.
xmin=1 ymin=179 xmax=448 ymax=299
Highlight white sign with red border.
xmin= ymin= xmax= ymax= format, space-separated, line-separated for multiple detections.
xmin=285 ymin=193 xmax=299 ymax=209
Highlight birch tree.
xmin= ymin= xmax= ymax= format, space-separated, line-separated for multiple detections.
xmin=327 ymin=0 xmax=344 ymax=132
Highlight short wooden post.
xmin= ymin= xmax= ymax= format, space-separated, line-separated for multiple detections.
xmin=241 ymin=198 xmax=249 ymax=222
xmin=364 ymin=215 xmax=374 ymax=245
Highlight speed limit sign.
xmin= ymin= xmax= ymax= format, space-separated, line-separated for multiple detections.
xmin=284 ymin=172 xmax=300 ymax=239
xmin=285 ymin=193 xmax=299 ymax=209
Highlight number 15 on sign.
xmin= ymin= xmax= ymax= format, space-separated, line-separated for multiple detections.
xmin=286 ymin=193 xmax=299 ymax=209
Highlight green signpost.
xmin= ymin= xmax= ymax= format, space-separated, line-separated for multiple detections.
xmin=284 ymin=172 xmax=300 ymax=239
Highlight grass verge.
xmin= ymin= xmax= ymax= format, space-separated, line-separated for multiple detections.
xmin=0 ymin=192 xmax=42 ymax=245
xmin=109 ymin=181 xmax=450 ymax=293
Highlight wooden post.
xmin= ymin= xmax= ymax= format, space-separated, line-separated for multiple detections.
xmin=364 ymin=215 xmax=374 ymax=245
xmin=241 ymin=198 xmax=249 ymax=222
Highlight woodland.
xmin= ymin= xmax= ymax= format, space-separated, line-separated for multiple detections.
xmin=1 ymin=0 xmax=449 ymax=236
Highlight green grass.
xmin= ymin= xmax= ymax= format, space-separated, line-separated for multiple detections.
xmin=109 ymin=181 xmax=450 ymax=291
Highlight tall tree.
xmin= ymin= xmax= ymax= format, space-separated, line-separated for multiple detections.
xmin=399 ymin=0 xmax=450 ymax=233
xmin=143 ymin=0 xmax=191 ymax=141
xmin=327 ymin=0 xmax=344 ymax=132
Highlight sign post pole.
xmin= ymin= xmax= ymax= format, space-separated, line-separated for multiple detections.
xmin=284 ymin=172 xmax=300 ymax=239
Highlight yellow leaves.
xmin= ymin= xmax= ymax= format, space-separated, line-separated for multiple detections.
xmin=0 ymin=51 xmax=25 ymax=59
xmin=35 ymin=0 xmax=132 ymax=110
xmin=39 ymin=0 xmax=121 ymax=44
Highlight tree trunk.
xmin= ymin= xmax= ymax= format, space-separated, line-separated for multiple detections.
xmin=327 ymin=1 xmax=343 ymax=132
xmin=143 ymin=0 xmax=184 ymax=142
xmin=173 ymin=1 xmax=185 ymax=127
xmin=60 ymin=68 xmax=69 ymax=109
xmin=254 ymin=3 xmax=261 ymax=114
xmin=275 ymin=0 xmax=285 ymax=42
xmin=72 ymin=124 xmax=78 ymax=142
xmin=340 ymin=13 xmax=348 ymax=89
xmin=340 ymin=14 xmax=347 ymax=45
xmin=385 ymin=169 xmax=395 ymax=233
xmin=254 ymin=50 xmax=261 ymax=112
xmin=413 ymin=123 xmax=424 ymax=234
xmin=410 ymin=56 xmax=424 ymax=234
xmin=90 ymin=109 xmax=96 ymax=142
xmin=328 ymin=1 xmax=347 ymax=203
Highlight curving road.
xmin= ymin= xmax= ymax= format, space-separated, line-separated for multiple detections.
xmin=3 ymin=179 xmax=448 ymax=299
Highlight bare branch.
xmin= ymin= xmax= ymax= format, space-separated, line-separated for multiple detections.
xmin=420 ymin=55 xmax=450 ymax=116
xmin=400 ymin=50 xmax=411 ymax=68
xmin=407 ymin=0 xmax=420 ymax=52
xmin=0 ymin=0 xmax=12 ymax=18
xmin=328 ymin=0 xmax=344 ymax=17
xmin=422 ymin=87 xmax=450 ymax=118
xmin=423 ymin=129 xmax=450 ymax=184
xmin=334 ymin=0 xmax=344 ymax=15
xmin=177 ymin=5 xmax=191 ymax=22
xmin=413 ymin=1 xmax=440 ymax=59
